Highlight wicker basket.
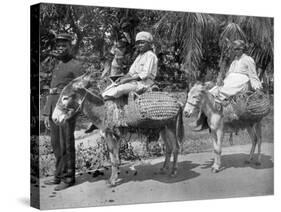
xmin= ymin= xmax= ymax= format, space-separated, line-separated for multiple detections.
xmin=231 ymin=90 xmax=270 ymax=120
xmin=125 ymin=92 xmax=181 ymax=127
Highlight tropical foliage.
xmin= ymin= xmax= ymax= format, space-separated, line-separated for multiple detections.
xmin=39 ymin=3 xmax=274 ymax=91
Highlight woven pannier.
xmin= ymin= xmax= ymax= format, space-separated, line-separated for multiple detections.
xmin=125 ymin=92 xmax=181 ymax=127
xmin=231 ymin=90 xmax=271 ymax=121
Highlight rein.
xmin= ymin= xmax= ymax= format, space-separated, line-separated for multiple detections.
xmin=56 ymin=85 xmax=104 ymax=118
xmin=75 ymin=92 xmax=88 ymax=113
xmin=81 ymin=87 xmax=104 ymax=103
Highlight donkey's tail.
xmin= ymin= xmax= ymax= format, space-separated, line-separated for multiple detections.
xmin=176 ymin=106 xmax=184 ymax=143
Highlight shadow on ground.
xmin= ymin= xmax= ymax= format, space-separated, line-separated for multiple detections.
xmin=75 ymin=160 xmax=200 ymax=187
xmin=201 ymin=153 xmax=273 ymax=170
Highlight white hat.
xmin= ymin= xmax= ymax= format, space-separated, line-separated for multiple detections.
xmin=135 ymin=31 xmax=153 ymax=42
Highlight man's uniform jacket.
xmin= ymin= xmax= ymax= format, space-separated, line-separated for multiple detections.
xmin=43 ymin=57 xmax=85 ymax=117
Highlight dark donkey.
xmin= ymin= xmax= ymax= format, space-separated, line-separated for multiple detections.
xmin=52 ymin=71 xmax=185 ymax=186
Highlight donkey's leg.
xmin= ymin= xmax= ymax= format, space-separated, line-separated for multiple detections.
xmin=105 ymin=132 xmax=121 ymax=186
xmin=164 ymin=123 xmax=179 ymax=177
xmin=255 ymin=122 xmax=262 ymax=166
xmin=171 ymin=127 xmax=180 ymax=177
xmin=160 ymin=128 xmax=172 ymax=174
xmin=245 ymin=126 xmax=257 ymax=164
xmin=229 ymin=132 xmax=234 ymax=146
xmin=211 ymin=126 xmax=224 ymax=173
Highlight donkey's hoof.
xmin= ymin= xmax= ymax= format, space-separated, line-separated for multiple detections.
xmin=108 ymin=181 xmax=117 ymax=187
xmin=255 ymin=161 xmax=261 ymax=166
xmin=244 ymin=160 xmax=251 ymax=164
xmin=170 ymin=171 xmax=177 ymax=178
xmin=108 ymin=178 xmax=119 ymax=187
xmin=108 ymin=183 xmax=116 ymax=188
xmin=211 ymin=167 xmax=220 ymax=173
xmin=159 ymin=168 xmax=168 ymax=175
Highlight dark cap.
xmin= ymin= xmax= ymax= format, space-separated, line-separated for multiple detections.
xmin=56 ymin=33 xmax=73 ymax=42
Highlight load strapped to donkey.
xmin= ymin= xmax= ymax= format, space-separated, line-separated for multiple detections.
xmin=104 ymin=91 xmax=185 ymax=129
xmin=224 ymin=89 xmax=271 ymax=122
xmin=126 ymin=91 xmax=182 ymax=127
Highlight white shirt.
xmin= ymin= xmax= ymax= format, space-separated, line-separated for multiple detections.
xmin=128 ymin=50 xmax=158 ymax=87
xmin=227 ymin=54 xmax=262 ymax=90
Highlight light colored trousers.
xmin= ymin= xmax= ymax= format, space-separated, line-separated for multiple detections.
xmin=210 ymin=73 xmax=249 ymax=101
xmin=102 ymin=81 xmax=139 ymax=99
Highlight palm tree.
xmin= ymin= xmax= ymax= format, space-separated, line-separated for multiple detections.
xmin=237 ymin=16 xmax=273 ymax=79
xmin=218 ymin=15 xmax=273 ymax=80
xmin=153 ymin=11 xmax=217 ymax=80
xmin=154 ymin=11 xmax=273 ymax=83
xmin=218 ymin=22 xmax=247 ymax=79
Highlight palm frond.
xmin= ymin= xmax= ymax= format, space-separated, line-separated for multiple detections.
xmin=154 ymin=12 xmax=215 ymax=75
xmin=237 ymin=16 xmax=273 ymax=69
xmin=219 ymin=23 xmax=246 ymax=48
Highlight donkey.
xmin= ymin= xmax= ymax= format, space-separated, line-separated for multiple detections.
xmin=184 ymin=82 xmax=265 ymax=173
xmin=52 ymin=71 xmax=184 ymax=186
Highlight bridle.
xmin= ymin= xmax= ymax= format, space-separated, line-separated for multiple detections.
xmin=186 ymin=100 xmax=199 ymax=108
xmin=56 ymin=86 xmax=104 ymax=119
xmin=56 ymin=91 xmax=88 ymax=118
xmin=186 ymin=95 xmax=202 ymax=109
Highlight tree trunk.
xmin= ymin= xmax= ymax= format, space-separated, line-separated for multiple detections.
xmin=258 ymin=67 xmax=266 ymax=81
xmin=69 ymin=6 xmax=83 ymax=56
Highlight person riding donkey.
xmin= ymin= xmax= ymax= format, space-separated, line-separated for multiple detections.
xmin=194 ymin=39 xmax=263 ymax=130
xmin=102 ymin=31 xmax=158 ymax=100
xmin=85 ymin=31 xmax=156 ymax=133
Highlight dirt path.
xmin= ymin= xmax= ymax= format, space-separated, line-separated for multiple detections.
xmin=38 ymin=143 xmax=273 ymax=210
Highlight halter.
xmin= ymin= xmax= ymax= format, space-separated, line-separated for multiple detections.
xmin=186 ymin=100 xmax=199 ymax=108
xmin=56 ymin=85 xmax=104 ymax=118
xmin=186 ymin=87 xmax=205 ymax=109
xmin=56 ymin=90 xmax=88 ymax=118
xmin=186 ymin=94 xmax=202 ymax=109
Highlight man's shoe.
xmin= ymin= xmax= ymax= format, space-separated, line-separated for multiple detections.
xmin=54 ymin=182 xmax=75 ymax=191
xmin=43 ymin=178 xmax=61 ymax=185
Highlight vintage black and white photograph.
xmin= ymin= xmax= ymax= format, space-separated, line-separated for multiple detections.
xmin=30 ymin=2 xmax=274 ymax=210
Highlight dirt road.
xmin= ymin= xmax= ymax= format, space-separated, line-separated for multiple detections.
xmin=38 ymin=143 xmax=273 ymax=210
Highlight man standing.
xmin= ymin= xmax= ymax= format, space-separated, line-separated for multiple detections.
xmin=42 ymin=33 xmax=85 ymax=191
xmin=102 ymin=31 xmax=158 ymax=99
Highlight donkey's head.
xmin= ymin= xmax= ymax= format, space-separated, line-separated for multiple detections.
xmin=184 ymin=82 xmax=206 ymax=117
xmin=52 ymin=71 xmax=103 ymax=125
